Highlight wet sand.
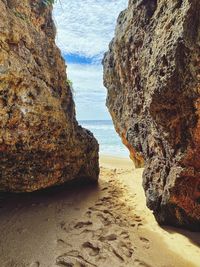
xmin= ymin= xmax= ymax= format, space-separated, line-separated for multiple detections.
xmin=0 ymin=155 xmax=199 ymax=267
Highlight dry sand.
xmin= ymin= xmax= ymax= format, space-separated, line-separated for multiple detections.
xmin=0 ymin=155 xmax=199 ymax=267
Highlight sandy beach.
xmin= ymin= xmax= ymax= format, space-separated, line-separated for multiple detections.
xmin=0 ymin=155 xmax=199 ymax=267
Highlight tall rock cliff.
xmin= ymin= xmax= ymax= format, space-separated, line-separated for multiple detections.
xmin=0 ymin=0 xmax=99 ymax=192
xmin=103 ymin=0 xmax=200 ymax=229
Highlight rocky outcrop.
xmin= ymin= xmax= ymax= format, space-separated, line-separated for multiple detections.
xmin=103 ymin=0 xmax=200 ymax=230
xmin=0 ymin=0 xmax=99 ymax=192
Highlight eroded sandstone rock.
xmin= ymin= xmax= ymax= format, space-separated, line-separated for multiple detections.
xmin=103 ymin=0 xmax=200 ymax=229
xmin=0 ymin=0 xmax=99 ymax=192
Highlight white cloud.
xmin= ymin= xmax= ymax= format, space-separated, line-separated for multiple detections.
xmin=53 ymin=0 xmax=128 ymax=58
xmin=67 ymin=63 xmax=110 ymax=120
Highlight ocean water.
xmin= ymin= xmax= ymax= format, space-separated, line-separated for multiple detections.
xmin=80 ymin=120 xmax=129 ymax=157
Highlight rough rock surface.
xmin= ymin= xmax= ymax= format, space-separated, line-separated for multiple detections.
xmin=103 ymin=0 xmax=200 ymax=229
xmin=0 ymin=0 xmax=99 ymax=192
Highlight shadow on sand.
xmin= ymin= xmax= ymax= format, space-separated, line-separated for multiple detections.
xmin=162 ymin=225 xmax=200 ymax=248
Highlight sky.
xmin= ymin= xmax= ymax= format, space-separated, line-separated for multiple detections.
xmin=53 ymin=0 xmax=128 ymax=120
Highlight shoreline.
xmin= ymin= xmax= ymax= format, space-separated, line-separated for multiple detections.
xmin=99 ymin=153 xmax=130 ymax=159
xmin=100 ymin=154 xmax=134 ymax=170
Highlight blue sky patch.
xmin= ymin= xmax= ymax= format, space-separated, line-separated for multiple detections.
xmin=63 ymin=53 xmax=103 ymax=65
xmin=63 ymin=53 xmax=94 ymax=64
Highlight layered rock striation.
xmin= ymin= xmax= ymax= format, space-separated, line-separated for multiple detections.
xmin=103 ymin=0 xmax=200 ymax=229
xmin=0 ymin=0 xmax=99 ymax=192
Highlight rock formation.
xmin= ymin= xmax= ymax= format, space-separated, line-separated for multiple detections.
xmin=103 ymin=0 xmax=200 ymax=230
xmin=0 ymin=0 xmax=99 ymax=192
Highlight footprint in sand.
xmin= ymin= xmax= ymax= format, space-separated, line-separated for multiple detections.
xmin=120 ymin=231 xmax=129 ymax=239
xmin=102 ymin=209 xmax=113 ymax=216
xmin=94 ymin=202 xmax=103 ymax=207
xmin=108 ymin=240 xmax=134 ymax=262
xmin=82 ymin=241 xmax=100 ymax=256
xmin=85 ymin=210 xmax=92 ymax=218
xmin=30 ymin=262 xmax=40 ymax=267
xmin=131 ymin=221 xmax=144 ymax=229
xmin=56 ymin=250 xmax=97 ymax=267
xmin=100 ymin=196 xmax=112 ymax=202
xmin=134 ymin=259 xmax=152 ymax=267
xmin=59 ymin=221 xmax=73 ymax=232
xmin=134 ymin=215 xmax=142 ymax=222
xmin=57 ymin=239 xmax=72 ymax=249
xmin=111 ymin=246 xmax=125 ymax=262
xmin=140 ymin=237 xmax=150 ymax=249
xmin=96 ymin=213 xmax=113 ymax=226
xmin=57 ymin=257 xmax=84 ymax=267
xmin=118 ymin=240 xmax=134 ymax=258
xmin=74 ymin=221 xmax=93 ymax=229
xmin=99 ymin=233 xmax=117 ymax=242
xmin=101 ymin=186 xmax=108 ymax=191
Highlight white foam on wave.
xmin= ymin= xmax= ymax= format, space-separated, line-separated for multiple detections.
xmin=80 ymin=120 xmax=129 ymax=157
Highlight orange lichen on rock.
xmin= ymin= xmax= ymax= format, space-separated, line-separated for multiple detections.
xmin=121 ymin=132 xmax=144 ymax=168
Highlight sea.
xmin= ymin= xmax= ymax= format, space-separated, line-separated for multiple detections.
xmin=79 ymin=120 xmax=129 ymax=157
